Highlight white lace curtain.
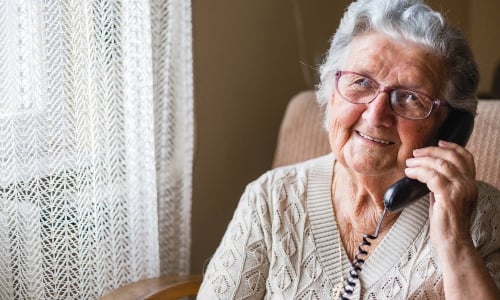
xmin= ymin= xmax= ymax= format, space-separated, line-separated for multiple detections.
xmin=0 ymin=0 xmax=193 ymax=299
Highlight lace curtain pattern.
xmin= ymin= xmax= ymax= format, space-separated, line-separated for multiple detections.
xmin=0 ymin=0 xmax=193 ymax=299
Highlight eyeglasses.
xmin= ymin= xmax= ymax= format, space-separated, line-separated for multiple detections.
xmin=334 ymin=70 xmax=446 ymax=120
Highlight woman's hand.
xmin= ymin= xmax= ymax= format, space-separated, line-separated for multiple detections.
xmin=404 ymin=139 xmax=477 ymax=246
xmin=405 ymin=140 xmax=499 ymax=299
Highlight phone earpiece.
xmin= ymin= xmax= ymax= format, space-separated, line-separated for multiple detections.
xmin=383 ymin=177 xmax=429 ymax=212
xmin=437 ymin=109 xmax=474 ymax=146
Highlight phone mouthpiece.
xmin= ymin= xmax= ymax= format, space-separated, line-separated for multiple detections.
xmin=383 ymin=177 xmax=430 ymax=212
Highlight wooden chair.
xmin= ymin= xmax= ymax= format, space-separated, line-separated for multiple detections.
xmin=100 ymin=274 xmax=202 ymax=300
xmin=101 ymin=92 xmax=499 ymax=299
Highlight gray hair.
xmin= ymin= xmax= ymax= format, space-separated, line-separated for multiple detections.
xmin=316 ymin=0 xmax=479 ymax=128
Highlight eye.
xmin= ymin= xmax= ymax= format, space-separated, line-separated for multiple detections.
xmin=396 ymin=90 xmax=431 ymax=110
xmin=401 ymin=91 xmax=419 ymax=103
xmin=349 ymin=75 xmax=374 ymax=90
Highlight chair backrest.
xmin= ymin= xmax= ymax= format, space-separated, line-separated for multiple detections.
xmin=273 ymin=90 xmax=499 ymax=188
xmin=272 ymin=91 xmax=330 ymax=167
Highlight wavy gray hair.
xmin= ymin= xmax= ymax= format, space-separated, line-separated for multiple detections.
xmin=316 ymin=0 xmax=479 ymax=128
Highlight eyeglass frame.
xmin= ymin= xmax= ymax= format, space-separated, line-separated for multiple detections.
xmin=334 ymin=70 xmax=448 ymax=120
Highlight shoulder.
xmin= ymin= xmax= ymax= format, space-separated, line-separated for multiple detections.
xmin=239 ymin=154 xmax=333 ymax=222
xmin=471 ymin=181 xmax=500 ymax=251
xmin=246 ymin=154 xmax=333 ymax=199
xmin=474 ymin=181 xmax=500 ymax=216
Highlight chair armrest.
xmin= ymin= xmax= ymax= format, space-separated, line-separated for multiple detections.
xmin=100 ymin=274 xmax=203 ymax=300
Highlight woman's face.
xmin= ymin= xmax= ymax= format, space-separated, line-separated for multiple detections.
xmin=328 ymin=32 xmax=449 ymax=179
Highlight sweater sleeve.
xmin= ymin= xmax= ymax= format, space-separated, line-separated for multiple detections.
xmin=470 ymin=181 xmax=500 ymax=289
xmin=197 ymin=180 xmax=272 ymax=300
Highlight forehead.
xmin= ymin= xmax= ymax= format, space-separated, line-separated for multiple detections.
xmin=342 ymin=32 xmax=446 ymax=93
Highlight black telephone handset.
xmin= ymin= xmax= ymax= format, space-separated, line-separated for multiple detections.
xmin=383 ymin=109 xmax=475 ymax=212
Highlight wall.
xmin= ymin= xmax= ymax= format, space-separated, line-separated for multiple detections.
xmin=428 ymin=0 xmax=500 ymax=94
xmin=190 ymin=0 xmax=350 ymax=273
xmin=190 ymin=0 xmax=500 ymax=274
xmin=468 ymin=1 xmax=500 ymax=93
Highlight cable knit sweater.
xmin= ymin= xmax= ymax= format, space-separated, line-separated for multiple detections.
xmin=198 ymin=154 xmax=500 ymax=299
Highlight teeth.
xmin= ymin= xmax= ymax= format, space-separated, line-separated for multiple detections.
xmin=358 ymin=132 xmax=392 ymax=145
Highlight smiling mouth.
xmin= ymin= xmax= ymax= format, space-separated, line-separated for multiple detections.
xmin=357 ymin=131 xmax=394 ymax=145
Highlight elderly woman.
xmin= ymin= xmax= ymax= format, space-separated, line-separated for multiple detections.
xmin=198 ymin=0 xmax=500 ymax=299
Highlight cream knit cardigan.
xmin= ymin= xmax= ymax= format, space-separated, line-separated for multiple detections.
xmin=198 ymin=154 xmax=500 ymax=299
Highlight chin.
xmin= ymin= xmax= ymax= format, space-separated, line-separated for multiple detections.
xmin=345 ymin=155 xmax=399 ymax=177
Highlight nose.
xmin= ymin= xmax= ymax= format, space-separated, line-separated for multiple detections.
xmin=361 ymin=91 xmax=395 ymax=127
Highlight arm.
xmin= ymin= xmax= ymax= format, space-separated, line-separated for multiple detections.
xmin=197 ymin=184 xmax=271 ymax=299
xmin=437 ymin=237 xmax=499 ymax=299
xmin=405 ymin=140 xmax=500 ymax=299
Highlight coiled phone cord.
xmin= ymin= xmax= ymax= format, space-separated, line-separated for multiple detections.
xmin=338 ymin=207 xmax=388 ymax=299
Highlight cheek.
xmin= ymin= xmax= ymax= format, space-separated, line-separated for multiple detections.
xmin=328 ymin=97 xmax=363 ymax=128
xmin=397 ymin=123 xmax=439 ymax=161
xmin=328 ymin=118 xmax=345 ymax=152
xmin=327 ymin=98 xmax=363 ymax=151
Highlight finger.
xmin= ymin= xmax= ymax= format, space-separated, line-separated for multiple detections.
xmin=414 ymin=140 xmax=472 ymax=161
xmin=406 ymin=156 xmax=469 ymax=181
xmin=405 ymin=165 xmax=477 ymax=204
xmin=412 ymin=143 xmax=475 ymax=176
xmin=438 ymin=140 xmax=475 ymax=163
xmin=404 ymin=166 xmax=452 ymax=192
